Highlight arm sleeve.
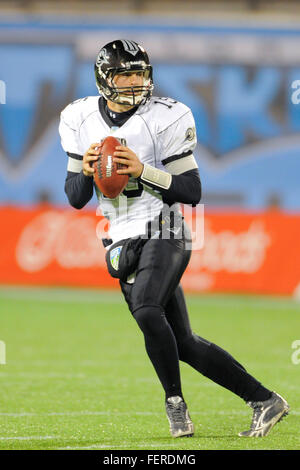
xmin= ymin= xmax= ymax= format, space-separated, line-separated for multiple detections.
xmin=139 ymin=167 xmax=201 ymax=206
xmin=64 ymin=171 xmax=94 ymax=209
xmin=139 ymin=109 xmax=201 ymax=205
xmin=161 ymin=168 xmax=201 ymax=206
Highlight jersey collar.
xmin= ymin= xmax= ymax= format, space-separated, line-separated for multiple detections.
xmin=98 ymin=97 xmax=138 ymax=128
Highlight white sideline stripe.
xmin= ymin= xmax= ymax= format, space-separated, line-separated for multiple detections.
xmin=57 ymin=443 xmax=179 ymax=450
xmin=0 ymin=286 xmax=124 ymax=304
xmin=1 ymin=410 xmax=298 ymax=417
xmin=4 ymin=360 xmax=99 ymax=366
xmin=0 ymin=372 xmax=87 ymax=378
xmin=187 ymin=296 xmax=300 ymax=310
xmin=0 ymin=286 xmax=298 ymax=309
xmin=0 ymin=411 xmax=161 ymax=417
xmin=0 ymin=413 xmax=36 ymax=416
xmin=0 ymin=436 xmax=59 ymax=441
xmin=2 ymin=408 xmax=298 ymax=418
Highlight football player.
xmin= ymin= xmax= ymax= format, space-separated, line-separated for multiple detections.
xmin=59 ymin=39 xmax=289 ymax=438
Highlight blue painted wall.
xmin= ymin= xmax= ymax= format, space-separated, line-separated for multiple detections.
xmin=0 ymin=17 xmax=299 ymax=210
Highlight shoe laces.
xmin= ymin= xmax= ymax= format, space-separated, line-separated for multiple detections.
xmin=167 ymin=399 xmax=186 ymax=423
xmin=247 ymin=401 xmax=264 ymax=429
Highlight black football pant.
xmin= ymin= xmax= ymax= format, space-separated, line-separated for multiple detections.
xmin=120 ymin=223 xmax=271 ymax=403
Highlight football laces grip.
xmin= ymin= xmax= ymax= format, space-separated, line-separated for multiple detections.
xmin=95 ymin=139 xmax=105 ymax=152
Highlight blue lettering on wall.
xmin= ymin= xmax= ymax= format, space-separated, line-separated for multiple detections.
xmin=0 ymin=23 xmax=300 ymax=210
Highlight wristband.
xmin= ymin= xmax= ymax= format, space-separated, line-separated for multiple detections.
xmin=140 ymin=163 xmax=172 ymax=190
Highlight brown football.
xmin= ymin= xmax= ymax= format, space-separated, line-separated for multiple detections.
xmin=93 ymin=136 xmax=129 ymax=199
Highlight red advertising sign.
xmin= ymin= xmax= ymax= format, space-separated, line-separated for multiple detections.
xmin=1 ymin=206 xmax=300 ymax=296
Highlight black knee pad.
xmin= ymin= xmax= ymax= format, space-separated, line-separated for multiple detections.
xmin=133 ymin=305 xmax=166 ymax=337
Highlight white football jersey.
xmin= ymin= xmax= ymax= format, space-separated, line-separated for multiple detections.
xmin=59 ymin=95 xmax=198 ymax=243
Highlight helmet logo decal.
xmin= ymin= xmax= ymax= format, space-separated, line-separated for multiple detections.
xmin=96 ymin=48 xmax=110 ymax=67
xmin=120 ymin=39 xmax=140 ymax=56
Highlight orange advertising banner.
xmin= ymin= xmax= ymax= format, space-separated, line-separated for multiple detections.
xmin=182 ymin=210 xmax=300 ymax=296
xmin=1 ymin=206 xmax=300 ymax=296
xmin=0 ymin=206 xmax=117 ymax=289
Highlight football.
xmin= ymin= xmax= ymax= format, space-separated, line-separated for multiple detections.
xmin=93 ymin=136 xmax=129 ymax=199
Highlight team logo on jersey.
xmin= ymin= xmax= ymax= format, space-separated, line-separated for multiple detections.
xmin=110 ymin=246 xmax=122 ymax=271
xmin=185 ymin=127 xmax=196 ymax=142
xmin=120 ymin=40 xmax=140 ymax=56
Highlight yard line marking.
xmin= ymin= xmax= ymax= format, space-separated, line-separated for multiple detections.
xmin=0 ymin=286 xmax=298 ymax=310
xmin=0 ymin=411 xmax=161 ymax=417
xmin=0 ymin=436 xmax=60 ymax=440
xmin=0 ymin=372 xmax=87 ymax=378
xmin=3 ymin=360 xmax=99 ymax=366
xmin=56 ymin=442 xmax=179 ymax=450
xmin=1 ymin=409 xmax=298 ymax=417
xmin=187 ymin=296 xmax=300 ymax=311
xmin=0 ymin=412 xmax=36 ymax=416
xmin=0 ymin=286 xmax=124 ymax=304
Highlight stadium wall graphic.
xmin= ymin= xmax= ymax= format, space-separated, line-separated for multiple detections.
xmin=0 ymin=206 xmax=300 ymax=297
xmin=1 ymin=18 xmax=300 ymax=296
xmin=0 ymin=19 xmax=300 ymax=210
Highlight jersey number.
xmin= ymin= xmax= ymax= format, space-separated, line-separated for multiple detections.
xmin=154 ymin=97 xmax=177 ymax=108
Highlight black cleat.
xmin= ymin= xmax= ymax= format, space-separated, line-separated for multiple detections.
xmin=165 ymin=396 xmax=194 ymax=438
xmin=239 ymin=391 xmax=290 ymax=437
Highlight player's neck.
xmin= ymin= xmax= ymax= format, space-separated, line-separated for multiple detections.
xmin=107 ymin=99 xmax=135 ymax=114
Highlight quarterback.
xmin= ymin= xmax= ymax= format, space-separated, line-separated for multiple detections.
xmin=59 ymin=39 xmax=289 ymax=438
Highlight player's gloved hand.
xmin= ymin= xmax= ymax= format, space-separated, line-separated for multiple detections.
xmin=83 ymin=142 xmax=103 ymax=177
xmin=113 ymin=145 xmax=144 ymax=178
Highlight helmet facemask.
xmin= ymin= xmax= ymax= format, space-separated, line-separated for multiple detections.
xmin=95 ymin=65 xmax=153 ymax=106
xmin=108 ymin=67 xmax=153 ymax=106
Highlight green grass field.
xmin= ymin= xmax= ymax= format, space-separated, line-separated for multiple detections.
xmin=0 ymin=286 xmax=299 ymax=450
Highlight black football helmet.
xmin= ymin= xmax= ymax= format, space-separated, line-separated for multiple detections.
xmin=94 ymin=39 xmax=153 ymax=106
